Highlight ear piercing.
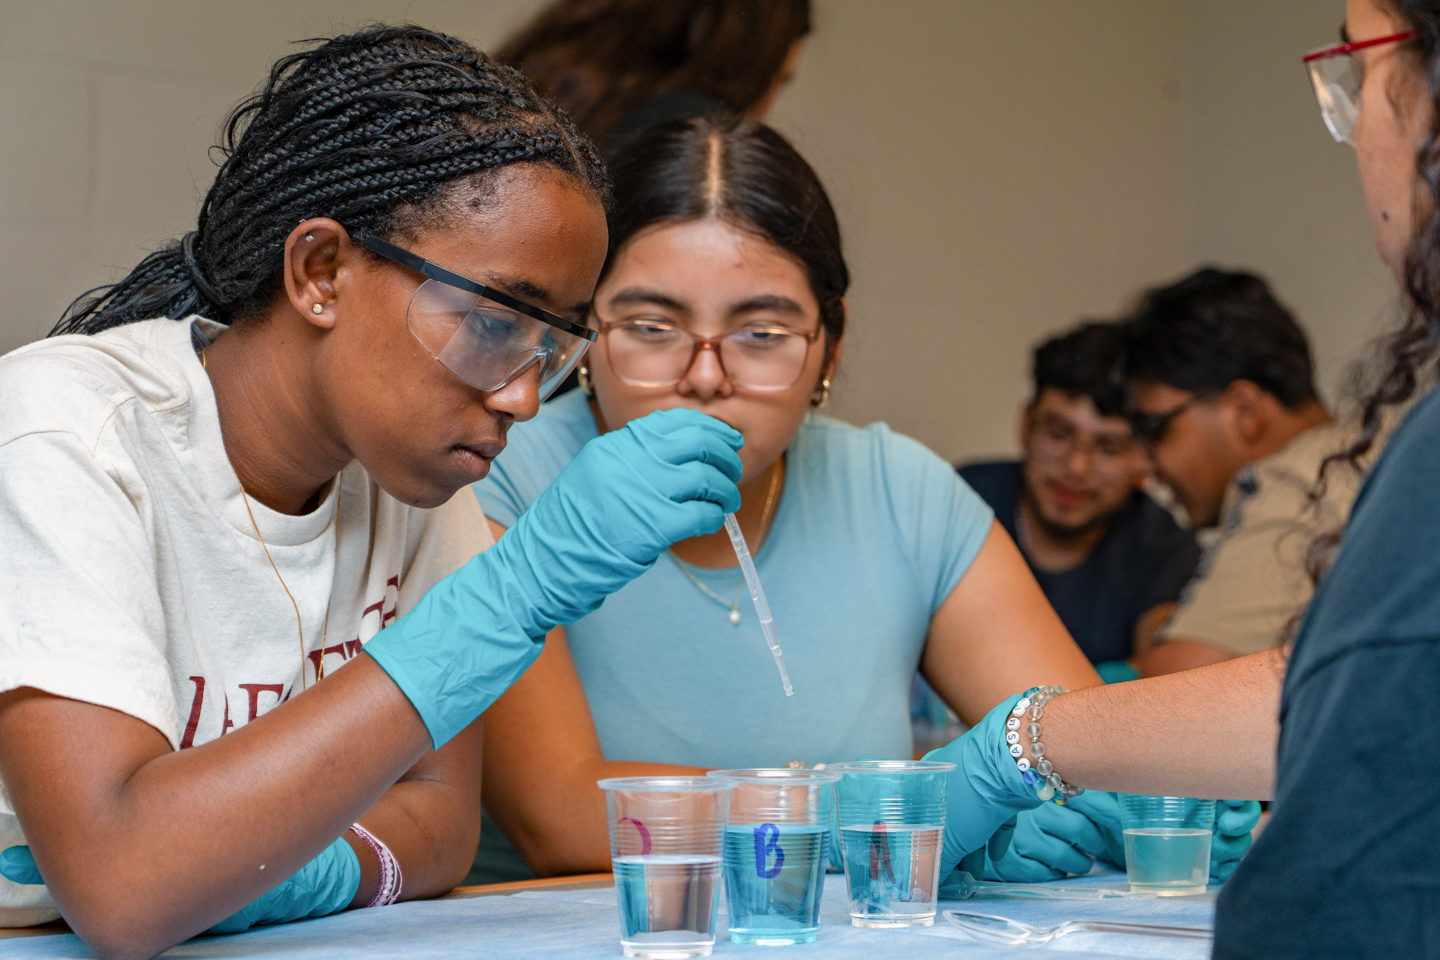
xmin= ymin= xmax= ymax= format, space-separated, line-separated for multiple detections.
xmin=305 ymin=233 xmax=314 ymax=242
xmin=312 ymin=303 xmax=324 ymax=314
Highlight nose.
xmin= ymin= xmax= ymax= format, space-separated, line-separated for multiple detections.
xmin=483 ymin=359 xmax=543 ymax=422
xmin=1065 ymin=445 xmax=1094 ymax=476
xmin=676 ymin=342 xmax=734 ymax=401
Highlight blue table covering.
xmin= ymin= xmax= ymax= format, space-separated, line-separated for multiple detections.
xmin=0 ymin=869 xmax=1215 ymax=959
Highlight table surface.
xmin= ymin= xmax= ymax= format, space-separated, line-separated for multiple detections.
xmin=0 ymin=868 xmax=1217 ymax=958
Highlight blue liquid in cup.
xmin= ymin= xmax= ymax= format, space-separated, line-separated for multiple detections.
xmin=723 ymin=823 xmax=829 ymax=945
xmin=614 ymin=854 xmax=723 ymax=958
xmin=840 ymin=823 xmax=942 ymax=925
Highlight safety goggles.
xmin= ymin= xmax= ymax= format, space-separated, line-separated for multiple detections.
xmin=1303 ymin=30 xmax=1417 ymax=146
xmin=362 ymin=235 xmax=596 ymax=399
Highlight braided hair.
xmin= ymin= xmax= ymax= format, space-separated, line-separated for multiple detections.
xmin=53 ymin=24 xmax=608 ymax=336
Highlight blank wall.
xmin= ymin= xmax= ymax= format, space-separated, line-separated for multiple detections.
xmin=0 ymin=0 xmax=1395 ymax=463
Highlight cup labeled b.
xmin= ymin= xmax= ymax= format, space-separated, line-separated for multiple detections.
xmin=707 ymin=768 xmax=840 ymax=946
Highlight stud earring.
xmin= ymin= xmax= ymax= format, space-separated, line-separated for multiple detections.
xmin=305 ymin=233 xmax=314 ymax=242
xmin=811 ymin=377 xmax=832 ymax=408
xmin=577 ymin=364 xmax=595 ymax=398
xmin=312 ymin=303 xmax=324 ymax=315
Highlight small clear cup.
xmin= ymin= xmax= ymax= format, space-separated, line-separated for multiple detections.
xmin=707 ymin=768 xmax=841 ymax=946
xmin=1119 ymin=795 xmax=1214 ymax=896
xmin=599 ymin=776 xmax=734 ymax=959
xmin=830 ymin=760 xmax=954 ymax=927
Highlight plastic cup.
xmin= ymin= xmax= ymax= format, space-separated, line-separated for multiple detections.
xmin=599 ymin=777 xmax=733 ymax=959
xmin=830 ymin=760 xmax=954 ymax=927
xmin=707 ymin=768 xmax=840 ymax=946
xmin=1119 ymin=795 xmax=1214 ymax=896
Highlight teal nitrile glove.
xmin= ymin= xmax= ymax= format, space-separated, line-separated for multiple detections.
xmin=2 ymin=839 xmax=359 ymax=935
xmin=1094 ymin=660 xmax=1138 ymax=684
xmin=0 ymin=846 xmax=42 ymax=885
xmin=922 ymin=695 xmax=1043 ymax=878
xmin=366 ymin=408 xmax=743 ymax=747
xmin=986 ymin=791 xmax=1124 ymax=882
xmin=207 ymin=836 xmax=360 ymax=935
xmin=1210 ymin=799 xmax=1260 ymax=881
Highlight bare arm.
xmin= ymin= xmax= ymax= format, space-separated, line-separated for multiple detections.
xmin=1039 ymin=648 xmax=1282 ymax=799
xmin=0 ymin=654 xmax=444 ymax=960
xmin=921 ymin=522 xmax=1101 ymax=726
xmin=1131 ymin=602 xmax=1177 ymax=658
xmin=481 ymin=624 xmax=705 ymax=875
xmin=1136 ymin=636 xmax=1237 ymax=677
xmin=480 ymin=523 xmax=702 ymax=877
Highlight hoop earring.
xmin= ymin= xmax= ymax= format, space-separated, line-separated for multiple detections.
xmin=577 ymin=364 xmax=595 ymax=398
xmin=811 ymin=377 xmax=831 ymax=409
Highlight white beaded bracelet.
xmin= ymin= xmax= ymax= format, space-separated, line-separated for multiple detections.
xmin=349 ymin=822 xmax=403 ymax=908
xmin=1008 ymin=686 xmax=1083 ymax=804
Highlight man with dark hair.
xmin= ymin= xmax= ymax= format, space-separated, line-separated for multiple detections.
xmin=960 ymin=322 xmax=1201 ymax=678
xmin=1124 ymin=267 xmax=1362 ymax=677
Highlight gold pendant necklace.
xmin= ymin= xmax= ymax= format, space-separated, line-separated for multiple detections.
xmin=204 ymin=346 xmax=338 ymax=691
xmin=672 ymin=457 xmax=783 ymax=627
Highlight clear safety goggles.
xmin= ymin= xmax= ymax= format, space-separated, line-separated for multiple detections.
xmin=1303 ymin=30 xmax=1417 ymax=146
xmin=362 ymin=235 xmax=596 ymax=399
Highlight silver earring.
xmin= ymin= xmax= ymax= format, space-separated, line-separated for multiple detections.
xmin=577 ymin=364 xmax=595 ymax=398
xmin=305 ymin=233 xmax=314 ymax=242
xmin=811 ymin=377 xmax=831 ymax=408
xmin=312 ymin=303 xmax=324 ymax=315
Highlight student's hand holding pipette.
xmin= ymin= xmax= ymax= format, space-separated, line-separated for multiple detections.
xmin=367 ymin=408 xmax=742 ymax=748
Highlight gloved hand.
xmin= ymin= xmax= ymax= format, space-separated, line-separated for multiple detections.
xmin=2 ymin=839 xmax=360 ymax=934
xmin=367 ymin=408 xmax=743 ymax=747
xmin=985 ymin=791 xmax=1124 ymax=882
xmin=1211 ymin=799 xmax=1260 ymax=881
xmin=922 ymin=695 xmax=1043 ymax=878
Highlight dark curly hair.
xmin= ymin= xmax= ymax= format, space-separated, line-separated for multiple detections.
xmin=53 ymin=24 xmax=608 ymax=336
xmin=1031 ymin=321 xmax=1128 ymax=419
xmin=1328 ymin=3 xmax=1440 ymax=473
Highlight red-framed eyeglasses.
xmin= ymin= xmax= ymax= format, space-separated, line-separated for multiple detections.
xmin=1303 ymin=31 xmax=1419 ymax=145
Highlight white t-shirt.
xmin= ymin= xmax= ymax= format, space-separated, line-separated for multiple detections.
xmin=0 ymin=317 xmax=491 ymax=924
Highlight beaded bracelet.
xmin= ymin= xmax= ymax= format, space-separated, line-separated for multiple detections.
xmin=349 ymin=822 xmax=404 ymax=908
xmin=1007 ymin=686 xmax=1083 ymax=805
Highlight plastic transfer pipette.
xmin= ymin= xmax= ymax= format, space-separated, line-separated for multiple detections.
xmin=723 ymin=512 xmax=795 ymax=696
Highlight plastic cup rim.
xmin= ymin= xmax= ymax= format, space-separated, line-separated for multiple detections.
xmin=706 ymin=767 xmax=841 ymax=783
xmin=597 ymin=775 xmax=734 ymax=793
xmin=828 ymin=760 xmax=956 ymax=774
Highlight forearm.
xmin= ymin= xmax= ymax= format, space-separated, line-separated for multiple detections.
xmin=1136 ymin=637 xmax=1237 ymax=678
xmin=344 ymin=759 xmax=480 ymax=903
xmin=0 ymin=656 xmax=430 ymax=958
xmin=1039 ymin=649 xmax=1282 ymax=799
xmin=496 ymin=758 xmax=707 ymax=876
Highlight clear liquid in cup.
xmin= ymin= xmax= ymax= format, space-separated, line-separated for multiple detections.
xmin=1123 ymin=828 xmax=1211 ymax=896
xmin=840 ymin=823 xmax=942 ymax=926
xmin=723 ymin=823 xmax=829 ymax=945
xmin=613 ymin=854 xmax=723 ymax=958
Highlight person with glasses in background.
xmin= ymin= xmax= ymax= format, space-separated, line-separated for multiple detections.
xmin=959 ymin=322 xmax=1200 ymax=683
xmin=1121 ymin=268 xmax=1369 ymax=679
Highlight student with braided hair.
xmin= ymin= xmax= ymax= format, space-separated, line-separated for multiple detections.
xmin=0 ymin=25 xmax=745 ymax=957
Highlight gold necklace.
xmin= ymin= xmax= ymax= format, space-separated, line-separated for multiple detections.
xmin=672 ymin=458 xmax=783 ymax=626
xmin=203 ymin=346 xmax=338 ymax=690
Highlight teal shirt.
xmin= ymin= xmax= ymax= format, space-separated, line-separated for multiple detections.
xmin=475 ymin=390 xmax=994 ymax=768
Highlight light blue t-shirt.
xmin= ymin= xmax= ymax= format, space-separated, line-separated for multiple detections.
xmin=475 ymin=389 xmax=994 ymax=768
